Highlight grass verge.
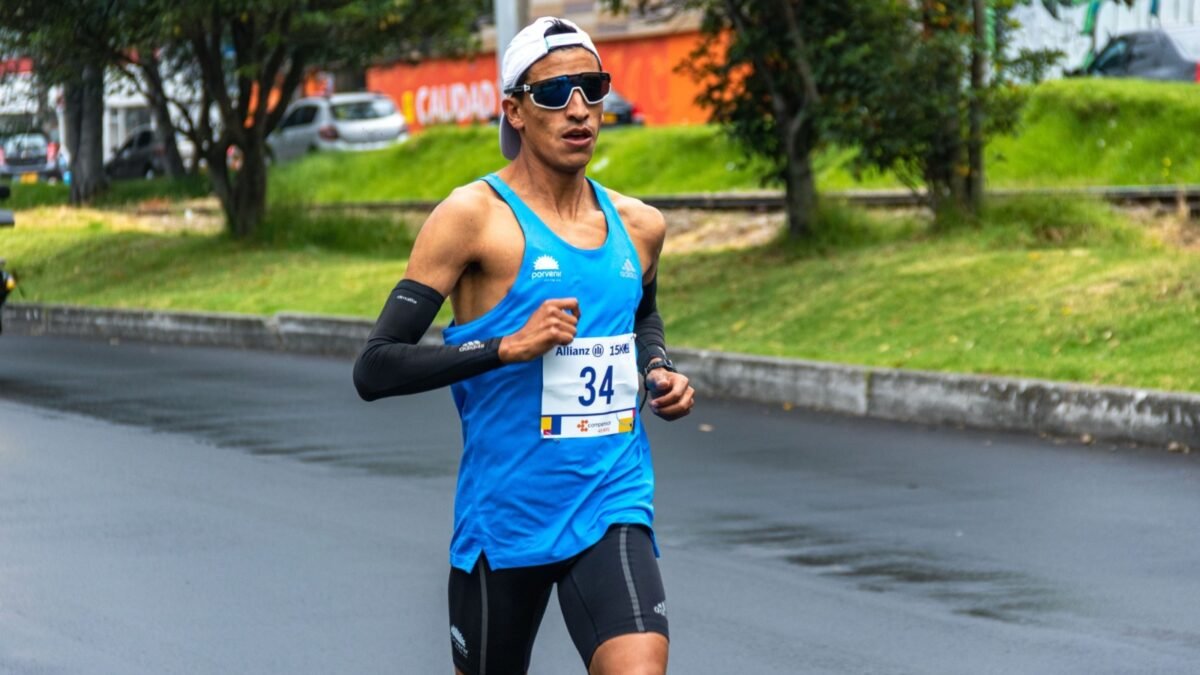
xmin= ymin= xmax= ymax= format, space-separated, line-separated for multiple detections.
xmin=5 ymin=77 xmax=1200 ymax=213
xmin=267 ymin=124 xmax=779 ymax=204
xmin=268 ymin=78 xmax=1200 ymax=201
xmin=664 ymin=197 xmax=1200 ymax=392
xmin=1 ymin=173 xmax=211 ymax=210
xmin=0 ymin=208 xmax=411 ymax=319
xmin=3 ymin=196 xmax=1198 ymax=392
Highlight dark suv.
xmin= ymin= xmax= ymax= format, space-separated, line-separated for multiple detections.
xmin=104 ymin=126 xmax=195 ymax=180
xmin=1079 ymin=27 xmax=1200 ymax=81
xmin=0 ymin=131 xmax=63 ymax=183
xmin=602 ymin=90 xmax=644 ymax=126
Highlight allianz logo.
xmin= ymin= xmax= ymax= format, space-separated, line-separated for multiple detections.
xmin=532 ymin=254 xmax=563 ymax=280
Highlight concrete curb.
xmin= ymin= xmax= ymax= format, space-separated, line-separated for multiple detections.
xmin=4 ymin=302 xmax=1197 ymax=450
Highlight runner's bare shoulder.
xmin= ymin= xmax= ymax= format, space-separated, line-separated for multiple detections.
xmin=605 ymin=188 xmax=666 ymax=257
xmin=406 ymin=183 xmax=499 ymax=293
xmin=421 ymin=182 xmax=497 ymax=238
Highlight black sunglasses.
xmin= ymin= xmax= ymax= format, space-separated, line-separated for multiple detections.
xmin=506 ymin=72 xmax=611 ymax=110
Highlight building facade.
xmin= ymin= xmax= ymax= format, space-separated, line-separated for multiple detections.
xmin=1 ymin=59 xmax=187 ymax=164
xmin=347 ymin=2 xmax=712 ymax=131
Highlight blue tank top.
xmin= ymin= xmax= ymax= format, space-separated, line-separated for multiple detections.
xmin=441 ymin=173 xmax=655 ymax=572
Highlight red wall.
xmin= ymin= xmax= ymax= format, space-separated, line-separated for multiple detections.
xmin=0 ymin=58 xmax=33 ymax=76
xmin=368 ymin=56 xmax=500 ymax=130
xmin=362 ymin=31 xmax=710 ymax=131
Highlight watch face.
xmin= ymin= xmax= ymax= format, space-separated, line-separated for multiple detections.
xmin=645 ymin=359 xmax=675 ymax=375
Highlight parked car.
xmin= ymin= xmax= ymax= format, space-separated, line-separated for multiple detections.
xmin=1074 ymin=27 xmax=1200 ymax=81
xmin=0 ymin=131 xmax=63 ymax=183
xmin=267 ymin=92 xmax=409 ymax=164
xmin=1 ymin=183 xmax=14 ymax=227
xmin=104 ymin=126 xmax=196 ymax=180
xmin=602 ymin=89 xmax=644 ymax=126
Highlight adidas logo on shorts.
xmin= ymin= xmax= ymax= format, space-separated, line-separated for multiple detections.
xmin=451 ymin=624 xmax=468 ymax=657
xmin=653 ymin=601 xmax=667 ymax=617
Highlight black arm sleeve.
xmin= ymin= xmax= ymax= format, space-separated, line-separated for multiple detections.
xmin=353 ymin=279 xmax=505 ymax=401
xmin=634 ymin=276 xmax=668 ymax=373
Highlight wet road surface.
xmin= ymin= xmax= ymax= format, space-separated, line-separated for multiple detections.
xmin=2 ymin=334 xmax=1199 ymax=674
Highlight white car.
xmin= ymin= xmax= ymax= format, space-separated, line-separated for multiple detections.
xmin=267 ymin=92 xmax=409 ymax=164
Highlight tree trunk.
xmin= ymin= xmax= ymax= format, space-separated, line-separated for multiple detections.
xmin=207 ymin=144 xmax=233 ymax=218
xmin=919 ymin=1 xmax=968 ymax=221
xmin=69 ymin=63 xmax=108 ymax=204
xmin=212 ymin=138 xmax=268 ymax=239
xmin=140 ymin=53 xmax=187 ymax=178
xmin=967 ymin=0 xmax=987 ymax=215
xmin=927 ymin=63 xmax=966 ymax=219
xmin=231 ymin=141 xmax=267 ymax=238
xmin=62 ymin=80 xmax=81 ymax=178
xmin=783 ymin=120 xmax=817 ymax=240
xmin=188 ymin=151 xmax=204 ymax=174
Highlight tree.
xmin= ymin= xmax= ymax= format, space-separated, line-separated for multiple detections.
xmin=113 ymin=48 xmax=189 ymax=179
xmin=853 ymin=1 xmax=1061 ymax=220
xmin=127 ymin=43 xmax=220 ymax=176
xmin=0 ymin=0 xmax=138 ymax=203
xmin=4 ymin=0 xmax=484 ymax=234
xmin=162 ymin=0 xmax=485 ymax=238
xmin=673 ymin=0 xmax=917 ymax=239
xmin=614 ymin=0 xmax=1059 ymax=233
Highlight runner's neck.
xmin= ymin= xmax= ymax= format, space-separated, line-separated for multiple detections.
xmin=499 ymin=157 xmax=594 ymax=223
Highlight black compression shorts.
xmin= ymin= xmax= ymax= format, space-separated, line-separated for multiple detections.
xmin=447 ymin=523 xmax=669 ymax=674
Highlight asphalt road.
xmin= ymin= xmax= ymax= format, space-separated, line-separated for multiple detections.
xmin=1 ymin=334 xmax=1198 ymax=674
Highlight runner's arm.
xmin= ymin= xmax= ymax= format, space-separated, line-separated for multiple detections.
xmin=618 ymin=193 xmax=695 ymax=419
xmin=352 ymin=279 xmax=504 ymax=401
xmin=625 ymin=198 xmax=669 ymax=371
xmin=353 ymin=189 xmax=505 ymax=401
xmin=634 ymin=275 xmax=668 ymax=372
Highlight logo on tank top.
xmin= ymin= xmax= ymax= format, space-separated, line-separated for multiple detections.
xmin=621 ymin=257 xmax=639 ymax=280
xmin=532 ymin=254 xmax=562 ymax=281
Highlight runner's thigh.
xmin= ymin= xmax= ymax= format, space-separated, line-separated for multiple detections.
xmin=448 ymin=554 xmax=556 ymax=675
xmin=557 ymin=524 xmax=669 ymax=668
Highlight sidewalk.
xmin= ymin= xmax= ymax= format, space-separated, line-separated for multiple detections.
xmin=4 ymin=302 xmax=1198 ymax=451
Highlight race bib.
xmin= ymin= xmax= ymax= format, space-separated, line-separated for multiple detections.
xmin=540 ymin=333 xmax=638 ymax=439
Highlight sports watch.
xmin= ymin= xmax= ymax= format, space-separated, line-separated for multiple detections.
xmin=639 ymin=356 xmax=677 ymax=411
xmin=642 ymin=357 xmax=677 ymax=378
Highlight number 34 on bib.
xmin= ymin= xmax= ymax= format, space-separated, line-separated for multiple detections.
xmin=540 ymin=333 xmax=639 ymax=439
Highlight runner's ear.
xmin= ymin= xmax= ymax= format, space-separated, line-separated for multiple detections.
xmin=502 ymin=97 xmax=526 ymax=131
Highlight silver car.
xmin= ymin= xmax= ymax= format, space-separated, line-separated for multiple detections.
xmin=0 ymin=132 xmax=62 ymax=183
xmin=267 ymin=92 xmax=409 ymax=164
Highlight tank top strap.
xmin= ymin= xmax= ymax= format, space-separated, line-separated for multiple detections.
xmin=587 ymin=178 xmax=637 ymax=256
xmin=480 ymin=173 xmax=541 ymax=236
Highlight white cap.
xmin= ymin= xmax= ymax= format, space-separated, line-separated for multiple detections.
xmin=499 ymin=17 xmax=602 ymax=160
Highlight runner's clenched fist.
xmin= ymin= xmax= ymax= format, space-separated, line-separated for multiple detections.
xmin=499 ymin=298 xmax=580 ymax=363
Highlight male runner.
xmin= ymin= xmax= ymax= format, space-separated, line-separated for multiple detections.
xmin=353 ymin=16 xmax=694 ymax=675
